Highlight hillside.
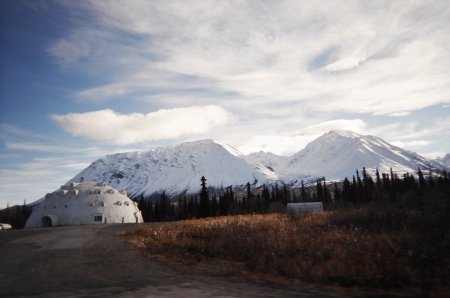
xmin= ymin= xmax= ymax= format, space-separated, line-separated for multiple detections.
xmin=66 ymin=131 xmax=444 ymax=198
xmin=69 ymin=140 xmax=278 ymax=198
xmin=280 ymin=130 xmax=442 ymax=180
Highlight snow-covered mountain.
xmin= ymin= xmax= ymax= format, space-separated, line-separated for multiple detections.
xmin=245 ymin=151 xmax=288 ymax=173
xmin=66 ymin=131 xmax=444 ymax=199
xmin=280 ymin=130 xmax=442 ymax=180
xmin=68 ymin=140 xmax=278 ymax=198
xmin=436 ymin=153 xmax=450 ymax=168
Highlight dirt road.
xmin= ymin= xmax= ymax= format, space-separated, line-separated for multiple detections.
xmin=0 ymin=224 xmax=412 ymax=297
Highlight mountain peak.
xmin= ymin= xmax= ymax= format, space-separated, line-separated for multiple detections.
xmin=67 ymin=132 xmax=443 ymax=200
xmin=327 ymin=129 xmax=361 ymax=138
xmin=70 ymin=139 xmax=278 ymax=198
xmin=178 ymin=139 xmax=216 ymax=146
xmin=283 ymin=130 xmax=441 ymax=179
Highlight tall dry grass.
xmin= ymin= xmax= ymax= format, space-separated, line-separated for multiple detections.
xmin=125 ymin=205 xmax=449 ymax=289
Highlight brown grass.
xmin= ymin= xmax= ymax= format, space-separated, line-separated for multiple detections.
xmin=124 ymin=207 xmax=449 ymax=289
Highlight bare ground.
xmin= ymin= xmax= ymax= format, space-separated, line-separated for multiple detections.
xmin=0 ymin=224 xmax=416 ymax=298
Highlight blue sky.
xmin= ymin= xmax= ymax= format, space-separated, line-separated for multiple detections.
xmin=1 ymin=0 xmax=449 ymax=207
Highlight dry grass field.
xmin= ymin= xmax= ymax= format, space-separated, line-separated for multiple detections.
xmin=124 ymin=200 xmax=449 ymax=293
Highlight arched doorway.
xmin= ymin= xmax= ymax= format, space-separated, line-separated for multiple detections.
xmin=41 ymin=216 xmax=52 ymax=227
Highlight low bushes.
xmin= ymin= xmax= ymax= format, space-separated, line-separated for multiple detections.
xmin=125 ymin=198 xmax=449 ymax=289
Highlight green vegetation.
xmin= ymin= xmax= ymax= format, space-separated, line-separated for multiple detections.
xmin=138 ymin=168 xmax=450 ymax=222
xmin=0 ymin=201 xmax=32 ymax=229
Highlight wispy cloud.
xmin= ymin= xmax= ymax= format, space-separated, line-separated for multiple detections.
xmin=369 ymin=116 xmax=450 ymax=143
xmin=0 ymin=124 xmax=54 ymax=141
xmin=237 ymin=118 xmax=367 ymax=155
xmin=302 ymin=119 xmax=367 ymax=135
xmin=48 ymin=0 xmax=450 ymax=117
xmin=0 ymin=157 xmax=91 ymax=207
xmin=52 ymin=105 xmax=236 ymax=145
xmin=390 ymin=140 xmax=432 ymax=148
xmin=48 ymin=38 xmax=91 ymax=64
xmin=6 ymin=142 xmax=85 ymax=153
xmin=321 ymin=57 xmax=366 ymax=72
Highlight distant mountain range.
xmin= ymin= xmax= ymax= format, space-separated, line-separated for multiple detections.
xmin=68 ymin=130 xmax=447 ymax=198
xmin=248 ymin=130 xmax=443 ymax=180
xmin=69 ymin=139 xmax=278 ymax=198
xmin=436 ymin=153 xmax=450 ymax=168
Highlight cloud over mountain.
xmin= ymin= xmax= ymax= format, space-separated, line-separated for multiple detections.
xmin=52 ymin=106 xmax=235 ymax=144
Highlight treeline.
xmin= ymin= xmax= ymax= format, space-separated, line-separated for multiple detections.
xmin=137 ymin=169 xmax=450 ymax=222
xmin=0 ymin=202 xmax=32 ymax=229
xmin=2 ymin=168 xmax=448 ymax=226
xmin=137 ymin=174 xmax=296 ymax=221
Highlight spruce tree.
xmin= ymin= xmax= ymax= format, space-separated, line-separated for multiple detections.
xmin=316 ymin=179 xmax=323 ymax=201
xmin=300 ymin=180 xmax=307 ymax=202
xmin=342 ymin=177 xmax=351 ymax=203
xmin=375 ymin=169 xmax=382 ymax=189
xmin=199 ymin=176 xmax=210 ymax=217
xmin=334 ymin=182 xmax=340 ymax=203
xmin=418 ymin=169 xmax=426 ymax=190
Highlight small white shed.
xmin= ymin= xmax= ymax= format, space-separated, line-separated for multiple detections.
xmin=287 ymin=202 xmax=323 ymax=216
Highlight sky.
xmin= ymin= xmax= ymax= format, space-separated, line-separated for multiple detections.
xmin=1 ymin=0 xmax=450 ymax=207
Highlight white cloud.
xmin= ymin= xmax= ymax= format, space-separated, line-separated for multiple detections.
xmin=369 ymin=116 xmax=450 ymax=143
xmin=237 ymin=119 xmax=367 ymax=155
xmin=48 ymin=38 xmax=91 ymax=64
xmin=388 ymin=111 xmax=411 ymax=117
xmin=0 ymin=157 xmax=93 ymax=207
xmin=390 ymin=140 xmax=432 ymax=148
xmin=47 ymin=0 xmax=450 ymax=117
xmin=0 ymin=124 xmax=54 ymax=141
xmin=6 ymin=142 xmax=85 ymax=153
xmin=52 ymin=105 xmax=236 ymax=145
xmin=238 ymin=134 xmax=316 ymax=156
xmin=322 ymin=57 xmax=366 ymax=72
xmin=302 ymin=119 xmax=367 ymax=134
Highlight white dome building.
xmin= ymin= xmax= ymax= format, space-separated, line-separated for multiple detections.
xmin=25 ymin=182 xmax=143 ymax=228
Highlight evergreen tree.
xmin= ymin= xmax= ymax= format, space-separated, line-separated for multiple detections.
xmin=211 ymin=194 xmax=218 ymax=216
xmin=427 ymin=170 xmax=435 ymax=189
xmin=322 ymin=181 xmax=331 ymax=205
xmin=375 ymin=169 xmax=382 ymax=189
xmin=316 ymin=179 xmax=323 ymax=201
xmin=159 ymin=191 xmax=170 ymax=220
xmin=418 ymin=169 xmax=426 ymax=190
xmin=356 ymin=170 xmax=363 ymax=203
xmin=147 ymin=200 xmax=154 ymax=222
xmin=199 ymin=176 xmax=210 ymax=217
xmin=342 ymin=177 xmax=352 ymax=203
xmin=245 ymin=182 xmax=253 ymax=212
xmin=282 ymin=184 xmax=289 ymax=204
xmin=362 ymin=167 xmax=374 ymax=202
xmin=351 ymin=175 xmax=357 ymax=202
xmin=154 ymin=201 xmax=160 ymax=221
xmin=262 ymin=184 xmax=270 ymax=209
xmin=300 ymin=180 xmax=307 ymax=202
xmin=292 ymin=190 xmax=298 ymax=203
xmin=334 ymin=182 xmax=340 ymax=203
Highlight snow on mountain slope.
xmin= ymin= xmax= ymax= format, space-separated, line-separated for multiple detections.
xmin=68 ymin=140 xmax=278 ymax=198
xmin=281 ymin=130 xmax=442 ymax=180
xmin=245 ymin=151 xmax=289 ymax=173
xmin=66 ymin=132 xmax=444 ymax=199
xmin=436 ymin=153 xmax=450 ymax=168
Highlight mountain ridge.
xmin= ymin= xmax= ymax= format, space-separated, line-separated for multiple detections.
xmin=67 ymin=131 xmax=446 ymax=198
xmin=69 ymin=139 xmax=279 ymax=198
